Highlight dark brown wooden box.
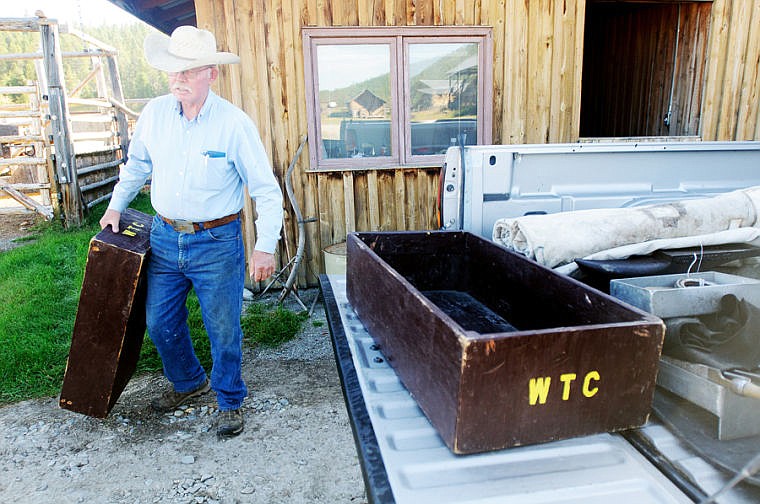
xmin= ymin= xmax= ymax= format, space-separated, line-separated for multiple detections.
xmin=60 ymin=209 xmax=152 ymax=418
xmin=346 ymin=231 xmax=665 ymax=454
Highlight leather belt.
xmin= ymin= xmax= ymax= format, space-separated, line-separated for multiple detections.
xmin=159 ymin=212 xmax=240 ymax=234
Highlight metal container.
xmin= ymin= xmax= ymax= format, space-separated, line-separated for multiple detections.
xmin=610 ymin=271 xmax=760 ymax=318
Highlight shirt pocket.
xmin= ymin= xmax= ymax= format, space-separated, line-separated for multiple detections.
xmin=195 ymin=150 xmax=230 ymax=191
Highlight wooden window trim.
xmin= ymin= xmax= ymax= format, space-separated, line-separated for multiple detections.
xmin=303 ymin=26 xmax=493 ymax=172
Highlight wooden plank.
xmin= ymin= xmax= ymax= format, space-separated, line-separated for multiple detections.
xmin=455 ymin=0 xmax=465 ymax=25
xmin=473 ymin=0 xmax=483 ymax=25
xmin=262 ymin=0 xmax=290 ymax=198
xmin=221 ymin=0 xmax=243 ymax=108
xmin=233 ymin=0 xmax=266 ymax=283
xmin=377 ymin=170 xmax=396 ymax=230
xmin=302 ymin=0 xmax=315 ymax=25
xmin=0 ymin=183 xmax=53 ymax=219
xmin=343 ymin=171 xmax=356 ymax=233
xmin=358 ymin=0 xmax=385 ymax=26
xmin=352 ymin=172 xmax=370 ymax=230
xmin=570 ymin=0 xmax=585 ymax=141
xmin=333 ymin=0 xmax=358 ymax=26
xmin=415 ymin=0 xmax=433 ymax=26
xmin=0 ymin=157 xmax=47 ymax=167
xmin=440 ymin=0 xmax=456 ymax=26
xmin=701 ymin=0 xmax=732 ymax=140
xmin=0 ymin=86 xmax=37 ymax=94
xmin=489 ymin=0 xmax=505 ymax=144
xmin=318 ymin=0 xmax=333 ymax=25
xmin=393 ymin=169 xmax=406 ymax=229
xmin=405 ymin=171 xmax=418 ymax=228
xmin=0 ymin=19 xmax=40 ymax=31
xmin=265 ymin=0 xmax=298 ymax=272
xmin=318 ymin=172 xmax=347 ymax=248
xmin=282 ymin=0 xmax=314 ymax=285
xmin=549 ymin=1 xmax=564 ymax=142
xmin=526 ymin=0 xmax=553 ymax=143
xmin=507 ymin=0 xmax=528 ymax=143
xmin=717 ymin=1 xmax=751 ymax=140
xmin=367 ymin=169 xmax=381 ymax=229
xmin=735 ymin=1 xmax=760 ymax=139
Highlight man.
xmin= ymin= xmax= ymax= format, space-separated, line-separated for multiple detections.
xmin=100 ymin=26 xmax=283 ymax=438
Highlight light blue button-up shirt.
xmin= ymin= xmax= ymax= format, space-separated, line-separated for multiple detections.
xmin=108 ymin=91 xmax=283 ymax=253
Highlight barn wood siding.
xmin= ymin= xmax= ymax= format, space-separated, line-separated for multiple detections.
xmin=195 ymin=0 xmax=760 ymax=287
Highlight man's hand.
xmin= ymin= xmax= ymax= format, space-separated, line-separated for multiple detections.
xmin=100 ymin=209 xmax=121 ymax=232
xmin=250 ymin=250 xmax=275 ymax=282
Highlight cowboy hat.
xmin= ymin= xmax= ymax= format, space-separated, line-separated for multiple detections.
xmin=144 ymin=26 xmax=240 ymax=72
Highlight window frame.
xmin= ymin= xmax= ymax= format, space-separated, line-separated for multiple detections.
xmin=303 ymin=26 xmax=493 ymax=172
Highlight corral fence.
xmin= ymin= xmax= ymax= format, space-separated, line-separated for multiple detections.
xmin=0 ymin=14 xmax=135 ymax=227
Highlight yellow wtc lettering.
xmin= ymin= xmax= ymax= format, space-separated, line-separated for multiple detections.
xmin=528 ymin=377 xmax=551 ymax=405
xmin=121 ymin=221 xmax=145 ymax=237
xmin=559 ymin=373 xmax=577 ymax=400
xmin=583 ymin=370 xmax=600 ymax=397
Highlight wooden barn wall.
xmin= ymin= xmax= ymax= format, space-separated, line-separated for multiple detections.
xmin=702 ymin=0 xmax=760 ymax=140
xmin=193 ymin=0 xmax=760 ymax=287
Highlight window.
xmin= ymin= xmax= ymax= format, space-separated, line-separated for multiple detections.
xmin=303 ymin=27 xmax=492 ymax=170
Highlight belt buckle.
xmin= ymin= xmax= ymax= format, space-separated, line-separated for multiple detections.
xmin=170 ymin=219 xmax=196 ymax=234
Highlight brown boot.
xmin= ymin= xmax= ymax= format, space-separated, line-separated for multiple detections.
xmin=150 ymin=379 xmax=211 ymax=413
xmin=217 ymin=408 xmax=244 ymax=437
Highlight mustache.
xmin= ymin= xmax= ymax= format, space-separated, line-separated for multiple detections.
xmin=171 ymin=84 xmax=192 ymax=93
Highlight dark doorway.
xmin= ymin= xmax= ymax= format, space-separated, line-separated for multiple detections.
xmin=580 ymin=1 xmax=711 ymax=138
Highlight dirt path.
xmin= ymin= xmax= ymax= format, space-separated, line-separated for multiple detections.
xmin=0 ymin=289 xmax=368 ymax=504
xmin=0 ymin=211 xmax=42 ymax=252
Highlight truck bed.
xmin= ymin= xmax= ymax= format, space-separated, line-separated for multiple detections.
xmin=439 ymin=141 xmax=760 ymax=239
xmin=320 ymin=275 xmax=760 ymax=503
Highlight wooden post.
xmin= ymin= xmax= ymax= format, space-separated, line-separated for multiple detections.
xmin=106 ymin=55 xmax=130 ymax=157
xmin=40 ymin=19 xmax=82 ymax=227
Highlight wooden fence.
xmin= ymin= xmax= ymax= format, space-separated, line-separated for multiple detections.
xmin=0 ymin=15 xmax=133 ymax=227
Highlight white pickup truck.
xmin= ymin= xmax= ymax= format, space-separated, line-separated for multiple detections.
xmin=438 ymin=141 xmax=760 ymax=239
xmin=322 ymin=140 xmax=760 ymax=504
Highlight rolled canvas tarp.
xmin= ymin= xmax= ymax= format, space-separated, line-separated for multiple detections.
xmin=492 ymin=187 xmax=760 ymax=269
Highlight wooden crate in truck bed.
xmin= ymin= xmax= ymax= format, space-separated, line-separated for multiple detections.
xmin=346 ymin=231 xmax=665 ymax=454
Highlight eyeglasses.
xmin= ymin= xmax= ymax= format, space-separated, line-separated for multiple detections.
xmin=167 ymin=66 xmax=212 ymax=79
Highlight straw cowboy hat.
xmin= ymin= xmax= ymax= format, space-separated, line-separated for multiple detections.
xmin=144 ymin=26 xmax=240 ymax=72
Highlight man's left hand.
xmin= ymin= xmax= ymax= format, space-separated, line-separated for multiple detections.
xmin=250 ymin=250 xmax=275 ymax=282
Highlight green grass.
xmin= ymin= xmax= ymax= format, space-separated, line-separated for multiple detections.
xmin=242 ymin=302 xmax=309 ymax=347
xmin=0 ymin=193 xmax=306 ymax=406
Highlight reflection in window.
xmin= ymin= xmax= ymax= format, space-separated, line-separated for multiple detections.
xmin=409 ymin=43 xmax=478 ymax=156
xmin=304 ymin=27 xmax=492 ymax=170
xmin=317 ymin=44 xmax=392 ymax=159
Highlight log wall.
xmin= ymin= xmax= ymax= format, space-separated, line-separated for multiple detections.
xmin=193 ymin=0 xmax=760 ymax=286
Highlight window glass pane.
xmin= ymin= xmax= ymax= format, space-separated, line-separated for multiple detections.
xmin=317 ymin=44 xmax=392 ymax=159
xmin=409 ymin=43 xmax=478 ymax=155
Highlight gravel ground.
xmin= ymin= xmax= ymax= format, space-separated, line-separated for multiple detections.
xmin=0 ymin=287 xmax=368 ymax=504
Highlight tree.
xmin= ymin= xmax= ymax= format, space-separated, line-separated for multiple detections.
xmin=0 ymin=23 xmax=167 ymax=106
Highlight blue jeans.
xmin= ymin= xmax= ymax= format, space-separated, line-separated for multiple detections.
xmin=146 ymin=215 xmax=247 ymax=410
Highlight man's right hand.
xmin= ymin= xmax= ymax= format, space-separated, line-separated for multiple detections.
xmin=100 ymin=209 xmax=122 ymax=232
